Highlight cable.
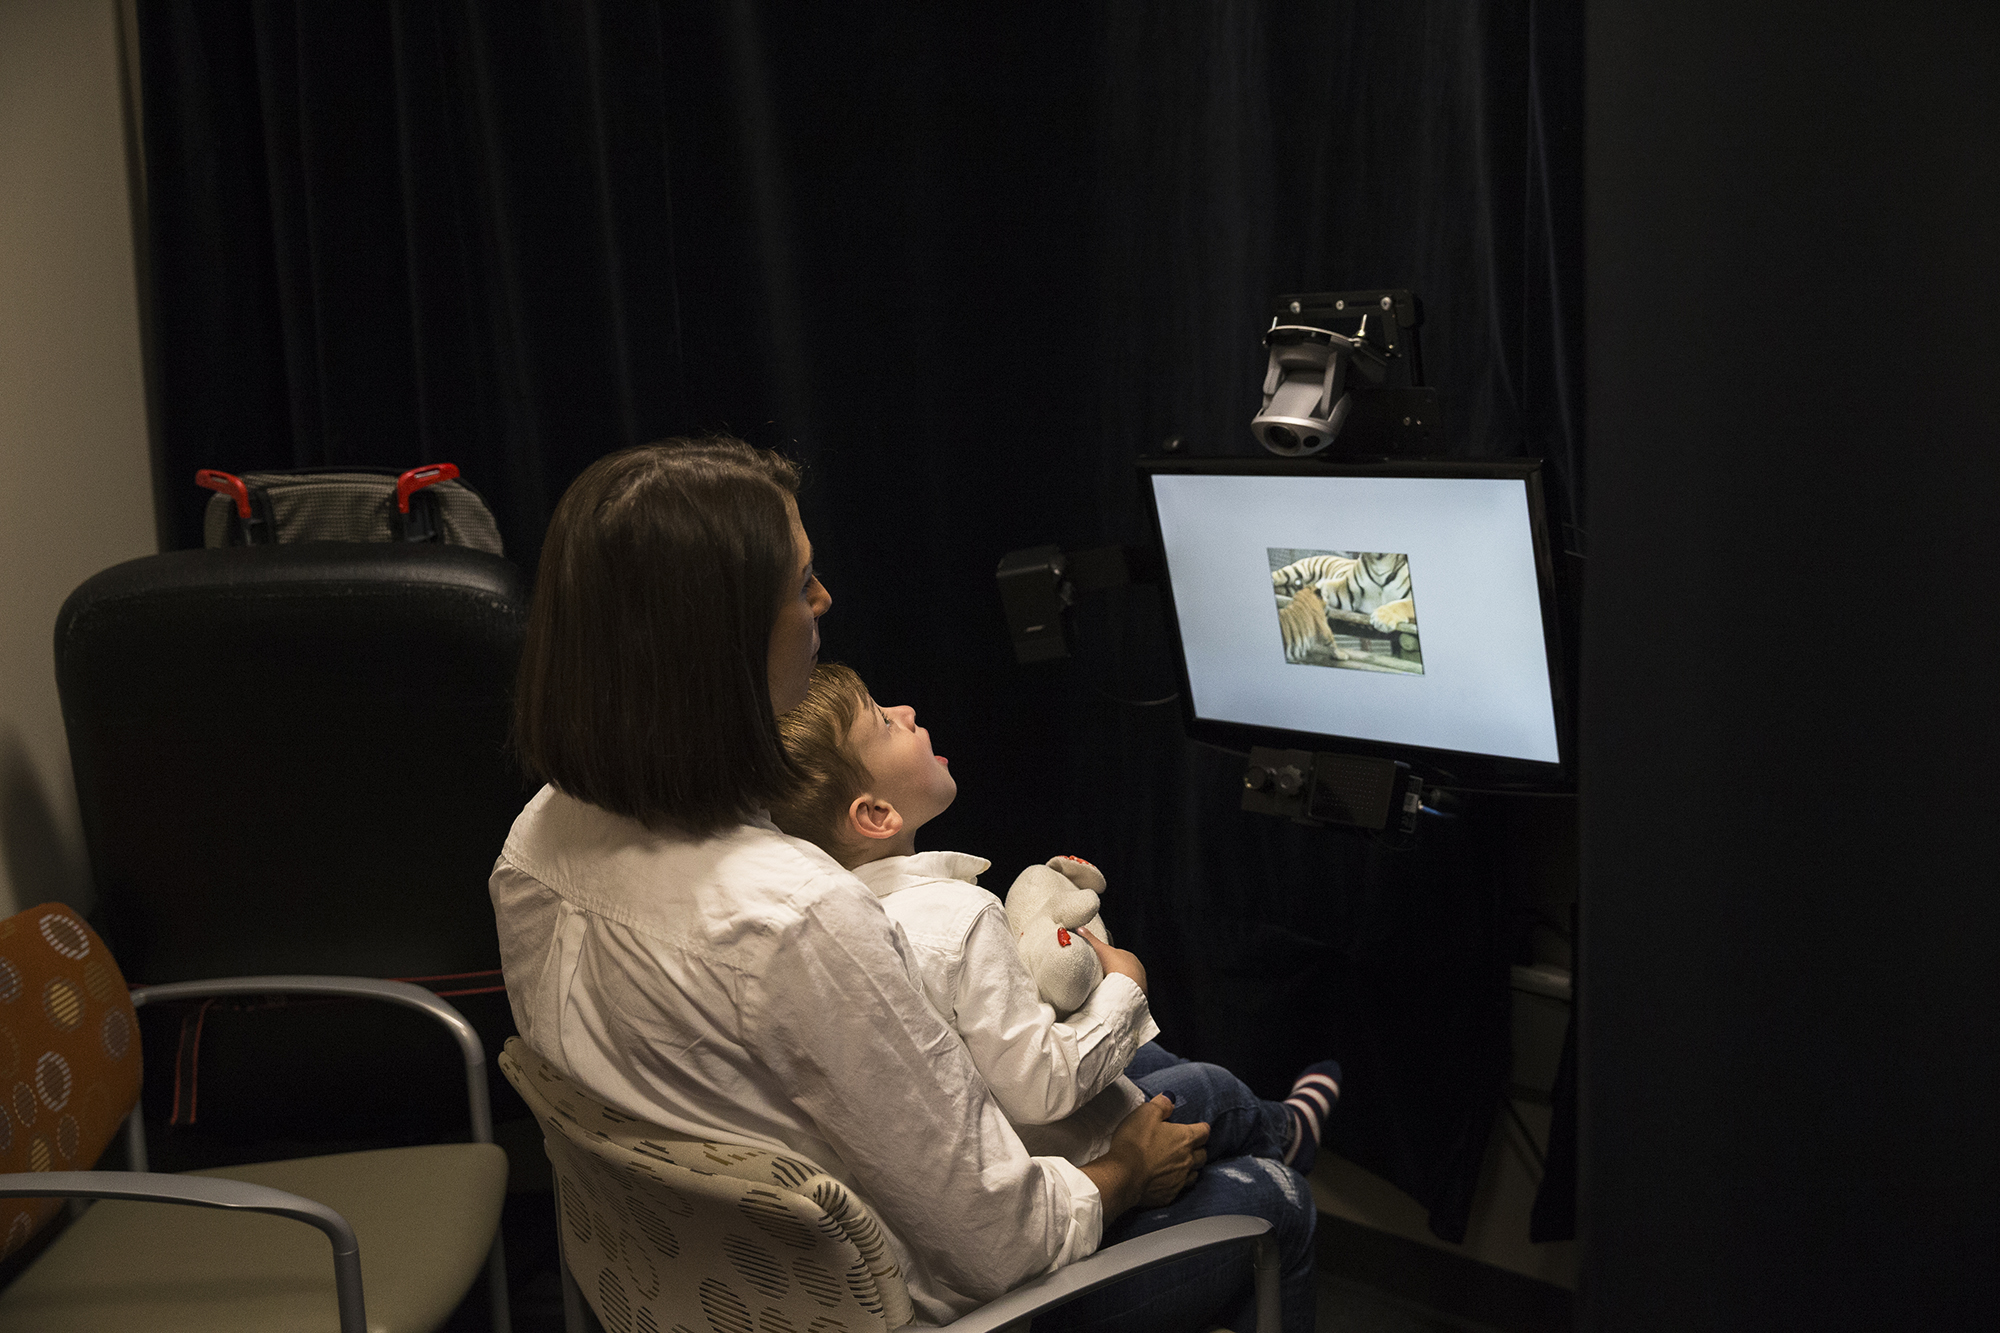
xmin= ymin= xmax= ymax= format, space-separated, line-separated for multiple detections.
xmin=1062 ymin=618 xmax=1180 ymax=707
xmin=1503 ymin=1097 xmax=1548 ymax=1175
xmin=1531 ymin=908 xmax=1574 ymax=940
xmin=1090 ymin=687 xmax=1180 ymax=708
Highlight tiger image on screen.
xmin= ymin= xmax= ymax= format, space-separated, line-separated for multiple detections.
xmin=1269 ymin=548 xmax=1424 ymax=675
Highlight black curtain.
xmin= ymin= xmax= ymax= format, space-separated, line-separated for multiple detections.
xmin=140 ymin=0 xmax=1582 ymax=1243
xmin=140 ymin=0 xmax=709 ymax=568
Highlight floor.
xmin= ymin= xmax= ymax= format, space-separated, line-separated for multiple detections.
xmin=1316 ymin=1274 xmax=1511 ymax=1333
xmin=1308 ymin=1214 xmax=1571 ymax=1333
xmin=444 ymin=1188 xmax=1573 ymax=1333
xmin=112 ymin=1103 xmax=1568 ymax=1332
xmin=454 ymin=1267 xmax=1514 ymax=1333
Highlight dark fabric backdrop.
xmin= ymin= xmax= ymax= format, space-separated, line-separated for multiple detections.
xmin=139 ymin=0 xmax=1582 ymax=1242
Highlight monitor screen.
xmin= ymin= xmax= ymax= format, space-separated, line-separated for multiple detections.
xmin=1140 ymin=458 xmax=1568 ymax=785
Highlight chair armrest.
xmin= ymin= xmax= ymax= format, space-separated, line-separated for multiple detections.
xmin=128 ymin=976 xmax=492 ymax=1144
xmin=0 ymin=1170 xmax=367 ymax=1333
xmin=930 ymin=1215 xmax=1276 ymax=1333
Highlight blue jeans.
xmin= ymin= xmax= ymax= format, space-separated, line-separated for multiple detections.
xmin=1032 ymin=1045 xmax=1317 ymax=1333
xmin=1126 ymin=1042 xmax=1297 ymax=1166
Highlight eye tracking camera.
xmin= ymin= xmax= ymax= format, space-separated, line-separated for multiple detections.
xmin=1251 ymin=290 xmax=1437 ymax=459
xmin=1251 ymin=323 xmax=1383 ymax=456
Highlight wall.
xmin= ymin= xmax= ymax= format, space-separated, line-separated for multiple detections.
xmin=1583 ymin=2 xmax=1998 ymax=1326
xmin=0 ymin=0 xmax=157 ymax=918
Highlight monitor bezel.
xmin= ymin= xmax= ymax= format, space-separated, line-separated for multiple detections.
xmin=1136 ymin=456 xmax=1573 ymax=792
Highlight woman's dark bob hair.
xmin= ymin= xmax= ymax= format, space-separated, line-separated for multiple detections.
xmin=515 ymin=436 xmax=804 ymax=835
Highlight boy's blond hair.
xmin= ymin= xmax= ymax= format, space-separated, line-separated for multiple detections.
xmin=770 ymin=663 xmax=873 ymax=860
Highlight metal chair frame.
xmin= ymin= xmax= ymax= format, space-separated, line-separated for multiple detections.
xmin=0 ymin=975 xmax=510 ymax=1333
xmin=555 ymin=1212 xmax=1279 ymax=1333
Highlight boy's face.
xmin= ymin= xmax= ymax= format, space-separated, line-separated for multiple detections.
xmin=847 ymin=693 xmax=957 ymax=831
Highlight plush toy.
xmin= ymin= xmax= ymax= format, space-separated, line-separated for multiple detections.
xmin=1004 ymin=856 xmax=1112 ymax=1017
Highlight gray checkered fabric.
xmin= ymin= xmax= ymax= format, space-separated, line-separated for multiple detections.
xmin=202 ymin=471 xmax=504 ymax=553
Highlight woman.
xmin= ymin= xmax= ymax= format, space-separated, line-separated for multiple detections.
xmin=491 ymin=437 xmax=1312 ymax=1331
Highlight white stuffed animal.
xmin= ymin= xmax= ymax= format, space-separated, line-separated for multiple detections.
xmin=1004 ymin=856 xmax=1112 ymax=1017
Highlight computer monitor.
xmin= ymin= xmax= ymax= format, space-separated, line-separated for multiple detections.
xmin=1138 ymin=457 xmax=1571 ymax=790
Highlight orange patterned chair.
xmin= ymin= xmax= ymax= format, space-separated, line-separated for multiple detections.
xmin=0 ymin=904 xmax=142 ymax=1254
xmin=0 ymin=902 xmax=508 ymax=1333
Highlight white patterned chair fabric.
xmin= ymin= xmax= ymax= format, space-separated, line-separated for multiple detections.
xmin=499 ymin=1037 xmax=916 ymax=1333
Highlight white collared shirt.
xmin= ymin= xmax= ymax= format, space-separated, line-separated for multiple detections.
xmin=489 ymin=786 xmax=1104 ymax=1324
xmin=847 ymin=851 xmax=1158 ymax=1164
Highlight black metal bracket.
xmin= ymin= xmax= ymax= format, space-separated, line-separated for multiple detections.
xmin=1265 ymin=288 xmax=1440 ymax=458
xmin=996 ymin=544 xmax=1161 ymax=665
xmin=1240 ymin=746 xmax=1424 ymax=837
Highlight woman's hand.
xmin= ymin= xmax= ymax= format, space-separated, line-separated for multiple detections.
xmin=1080 ymin=1094 xmax=1208 ymax=1218
xmin=1077 ymin=927 xmax=1147 ymax=995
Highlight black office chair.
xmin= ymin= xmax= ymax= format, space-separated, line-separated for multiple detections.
xmin=53 ymin=543 xmax=531 ymax=1150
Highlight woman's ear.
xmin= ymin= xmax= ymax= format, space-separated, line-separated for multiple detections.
xmin=846 ymin=793 xmax=905 ymax=842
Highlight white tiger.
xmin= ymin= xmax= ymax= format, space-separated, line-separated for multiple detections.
xmin=1276 ymin=580 xmax=1349 ymax=664
xmin=1274 ymin=552 xmax=1415 ymax=632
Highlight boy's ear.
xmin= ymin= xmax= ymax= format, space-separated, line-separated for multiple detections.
xmin=846 ymin=793 xmax=905 ymax=843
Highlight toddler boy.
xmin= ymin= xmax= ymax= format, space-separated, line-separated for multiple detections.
xmin=770 ymin=663 xmax=1341 ymax=1174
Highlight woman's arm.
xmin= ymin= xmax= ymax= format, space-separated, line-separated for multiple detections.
xmin=952 ymin=902 xmax=1158 ymax=1125
xmin=1080 ymin=1093 xmax=1210 ymax=1215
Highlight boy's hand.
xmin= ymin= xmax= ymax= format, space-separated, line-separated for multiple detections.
xmin=1078 ymin=927 xmax=1147 ymax=995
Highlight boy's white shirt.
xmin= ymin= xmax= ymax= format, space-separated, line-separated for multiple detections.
xmin=848 ymin=850 xmax=1158 ymax=1164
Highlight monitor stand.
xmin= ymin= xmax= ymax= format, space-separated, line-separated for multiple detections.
xmin=1241 ymin=747 xmax=1424 ymax=838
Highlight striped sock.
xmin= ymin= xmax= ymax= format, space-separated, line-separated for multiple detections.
xmin=1281 ymin=1060 xmax=1343 ymax=1173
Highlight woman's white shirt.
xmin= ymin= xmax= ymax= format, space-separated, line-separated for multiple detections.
xmin=489 ymin=785 xmax=1108 ymax=1323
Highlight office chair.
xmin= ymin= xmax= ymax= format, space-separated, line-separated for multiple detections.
xmin=499 ymin=1038 xmax=1280 ymax=1333
xmin=53 ymin=543 xmax=530 ymax=1140
xmin=0 ymin=902 xmax=508 ymax=1331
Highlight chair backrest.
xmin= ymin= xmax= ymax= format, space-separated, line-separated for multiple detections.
xmin=0 ymin=904 xmax=141 ymax=1263
xmin=55 ymin=544 xmax=530 ymax=1146
xmin=55 ymin=544 xmax=529 ymax=983
xmin=498 ymin=1037 xmax=915 ymax=1333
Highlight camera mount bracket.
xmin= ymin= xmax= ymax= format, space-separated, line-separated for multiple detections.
xmin=995 ymin=543 xmax=1161 ymax=665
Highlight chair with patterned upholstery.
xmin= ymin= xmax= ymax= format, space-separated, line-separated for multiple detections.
xmin=500 ymin=1036 xmax=1279 ymax=1333
xmin=0 ymin=902 xmax=510 ymax=1332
